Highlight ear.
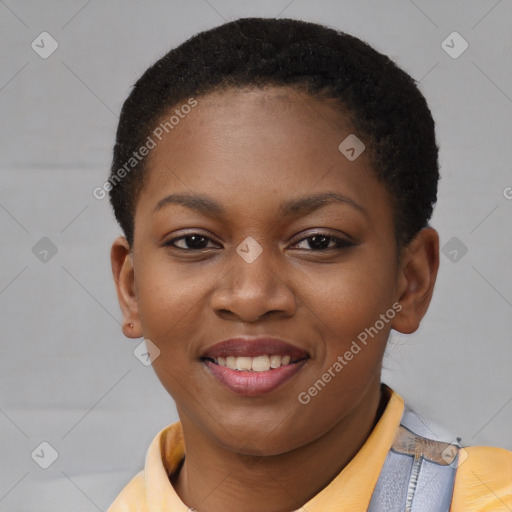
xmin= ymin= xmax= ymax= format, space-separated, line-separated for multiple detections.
xmin=110 ymin=236 xmax=142 ymax=338
xmin=391 ymin=227 xmax=440 ymax=334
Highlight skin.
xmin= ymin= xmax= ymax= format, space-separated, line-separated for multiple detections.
xmin=111 ymin=86 xmax=439 ymax=512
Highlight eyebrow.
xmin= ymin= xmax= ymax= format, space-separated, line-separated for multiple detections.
xmin=279 ymin=192 xmax=366 ymax=218
xmin=154 ymin=192 xmax=366 ymax=218
xmin=154 ymin=193 xmax=223 ymax=215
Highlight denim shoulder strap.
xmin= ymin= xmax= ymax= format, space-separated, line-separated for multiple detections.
xmin=367 ymin=405 xmax=461 ymax=512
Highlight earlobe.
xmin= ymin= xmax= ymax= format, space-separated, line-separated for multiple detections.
xmin=110 ymin=236 xmax=142 ymax=338
xmin=391 ymin=228 xmax=440 ymax=334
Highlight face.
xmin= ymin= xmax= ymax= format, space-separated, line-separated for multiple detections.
xmin=112 ymin=86 xmax=435 ymax=456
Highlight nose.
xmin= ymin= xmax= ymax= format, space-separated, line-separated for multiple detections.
xmin=210 ymin=244 xmax=297 ymax=323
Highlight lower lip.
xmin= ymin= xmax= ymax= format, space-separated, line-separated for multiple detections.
xmin=203 ymin=359 xmax=308 ymax=396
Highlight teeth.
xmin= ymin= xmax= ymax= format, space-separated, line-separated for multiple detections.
xmin=270 ymin=355 xmax=281 ymax=368
xmin=251 ymin=355 xmax=270 ymax=372
xmin=215 ymin=354 xmax=294 ymax=371
xmin=235 ymin=357 xmax=252 ymax=371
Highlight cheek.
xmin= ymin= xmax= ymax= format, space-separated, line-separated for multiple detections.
xmin=135 ymin=263 xmax=207 ymax=398
xmin=298 ymin=256 xmax=395 ymax=388
xmin=299 ymin=254 xmax=395 ymax=330
xmin=133 ymin=260 xmax=214 ymax=394
xmin=135 ymin=253 xmax=212 ymax=333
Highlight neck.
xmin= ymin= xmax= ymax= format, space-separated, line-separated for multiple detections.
xmin=172 ymin=383 xmax=386 ymax=512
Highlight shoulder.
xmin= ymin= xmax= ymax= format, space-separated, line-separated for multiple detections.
xmin=451 ymin=445 xmax=512 ymax=511
xmin=107 ymin=470 xmax=148 ymax=512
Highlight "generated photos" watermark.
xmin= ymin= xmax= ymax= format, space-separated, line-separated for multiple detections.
xmin=93 ymin=97 xmax=198 ymax=200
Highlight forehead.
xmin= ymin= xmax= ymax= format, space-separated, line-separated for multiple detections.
xmin=138 ymin=86 xmax=391 ymax=226
xmin=162 ymin=86 xmax=353 ymax=147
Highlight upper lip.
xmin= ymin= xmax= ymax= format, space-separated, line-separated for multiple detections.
xmin=200 ymin=336 xmax=310 ymax=360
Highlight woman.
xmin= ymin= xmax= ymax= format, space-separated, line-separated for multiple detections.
xmin=107 ymin=17 xmax=512 ymax=512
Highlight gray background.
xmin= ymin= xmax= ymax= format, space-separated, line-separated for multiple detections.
xmin=1 ymin=1 xmax=511 ymax=511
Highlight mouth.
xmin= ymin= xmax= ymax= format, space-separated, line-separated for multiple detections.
xmin=200 ymin=337 xmax=310 ymax=396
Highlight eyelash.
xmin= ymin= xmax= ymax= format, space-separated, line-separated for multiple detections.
xmin=164 ymin=232 xmax=354 ymax=252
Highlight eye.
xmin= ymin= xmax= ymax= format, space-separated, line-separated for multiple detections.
xmin=292 ymin=232 xmax=353 ymax=251
xmin=164 ymin=232 xmax=353 ymax=252
xmin=165 ymin=233 xmax=220 ymax=250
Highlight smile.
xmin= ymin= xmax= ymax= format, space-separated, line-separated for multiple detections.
xmin=200 ymin=336 xmax=310 ymax=396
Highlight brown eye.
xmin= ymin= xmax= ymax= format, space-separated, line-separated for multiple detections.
xmin=293 ymin=233 xmax=353 ymax=251
xmin=166 ymin=234 xmax=217 ymax=250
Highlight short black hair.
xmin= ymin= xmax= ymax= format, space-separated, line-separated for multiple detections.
xmin=109 ymin=17 xmax=439 ymax=249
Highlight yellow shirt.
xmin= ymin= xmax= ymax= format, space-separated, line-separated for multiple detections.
xmin=108 ymin=388 xmax=512 ymax=511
